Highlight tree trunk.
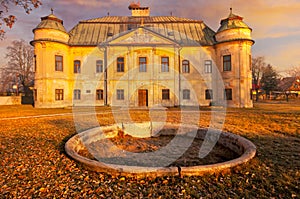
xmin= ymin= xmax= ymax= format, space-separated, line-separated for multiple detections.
xmin=255 ymin=88 xmax=259 ymax=101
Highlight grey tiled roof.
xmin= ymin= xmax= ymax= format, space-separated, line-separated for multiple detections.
xmin=217 ymin=12 xmax=250 ymax=33
xmin=34 ymin=14 xmax=67 ymax=33
xmin=278 ymin=77 xmax=299 ymax=91
xmin=68 ymin=16 xmax=216 ymax=46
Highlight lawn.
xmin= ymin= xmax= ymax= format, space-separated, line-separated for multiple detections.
xmin=0 ymin=100 xmax=299 ymax=198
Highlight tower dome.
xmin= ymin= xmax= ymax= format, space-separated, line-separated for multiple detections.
xmin=32 ymin=10 xmax=69 ymax=44
xmin=215 ymin=8 xmax=252 ymax=43
xmin=34 ymin=13 xmax=67 ymax=33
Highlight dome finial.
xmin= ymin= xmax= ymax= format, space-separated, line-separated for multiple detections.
xmin=51 ymin=8 xmax=54 ymax=15
xmin=230 ymin=7 xmax=232 ymax=14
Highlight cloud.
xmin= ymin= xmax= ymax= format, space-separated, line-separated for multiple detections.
xmin=253 ymin=35 xmax=300 ymax=73
xmin=1 ymin=0 xmax=300 ymax=73
xmin=233 ymin=0 xmax=300 ymax=39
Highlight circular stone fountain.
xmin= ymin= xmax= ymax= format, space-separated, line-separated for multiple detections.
xmin=65 ymin=122 xmax=256 ymax=177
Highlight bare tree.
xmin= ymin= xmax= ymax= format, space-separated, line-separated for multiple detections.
xmin=0 ymin=0 xmax=42 ymax=39
xmin=287 ymin=65 xmax=300 ymax=77
xmin=1 ymin=39 xmax=34 ymax=96
xmin=252 ymin=56 xmax=266 ymax=101
xmin=0 ymin=64 xmax=14 ymax=95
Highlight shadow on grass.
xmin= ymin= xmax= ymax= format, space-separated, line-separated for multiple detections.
xmin=58 ymin=132 xmax=77 ymax=155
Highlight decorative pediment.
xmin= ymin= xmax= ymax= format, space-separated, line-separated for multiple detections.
xmin=107 ymin=27 xmax=177 ymax=46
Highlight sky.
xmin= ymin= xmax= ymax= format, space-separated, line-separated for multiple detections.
xmin=1 ymin=0 xmax=300 ymax=76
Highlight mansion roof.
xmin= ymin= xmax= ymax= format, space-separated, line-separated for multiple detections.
xmin=68 ymin=16 xmax=216 ymax=46
xmin=34 ymin=6 xmax=251 ymax=47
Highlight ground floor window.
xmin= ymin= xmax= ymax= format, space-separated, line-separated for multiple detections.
xmin=162 ymin=89 xmax=170 ymax=100
xmin=73 ymin=89 xmax=81 ymax=100
xmin=55 ymin=89 xmax=64 ymax=101
xmin=183 ymin=89 xmax=190 ymax=100
xmin=224 ymin=88 xmax=232 ymax=100
xmin=205 ymin=89 xmax=213 ymax=100
xmin=96 ymin=89 xmax=104 ymax=100
xmin=117 ymin=89 xmax=124 ymax=100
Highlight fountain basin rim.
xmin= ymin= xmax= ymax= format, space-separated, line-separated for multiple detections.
xmin=65 ymin=123 xmax=256 ymax=177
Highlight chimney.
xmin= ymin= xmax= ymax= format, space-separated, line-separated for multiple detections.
xmin=128 ymin=2 xmax=150 ymax=17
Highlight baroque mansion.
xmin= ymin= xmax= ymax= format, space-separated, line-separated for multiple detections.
xmin=31 ymin=3 xmax=254 ymax=108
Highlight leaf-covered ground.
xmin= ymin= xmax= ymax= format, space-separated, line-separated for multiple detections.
xmin=0 ymin=101 xmax=299 ymax=198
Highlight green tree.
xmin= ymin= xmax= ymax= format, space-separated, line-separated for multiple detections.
xmin=260 ymin=64 xmax=279 ymax=98
xmin=0 ymin=0 xmax=42 ymax=39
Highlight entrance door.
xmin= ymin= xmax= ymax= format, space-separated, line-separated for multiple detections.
xmin=138 ymin=89 xmax=148 ymax=107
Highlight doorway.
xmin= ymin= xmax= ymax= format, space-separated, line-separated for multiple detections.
xmin=138 ymin=89 xmax=148 ymax=107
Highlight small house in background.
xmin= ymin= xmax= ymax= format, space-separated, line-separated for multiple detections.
xmin=277 ymin=77 xmax=300 ymax=99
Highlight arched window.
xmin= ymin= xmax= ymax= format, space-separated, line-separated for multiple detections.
xmin=182 ymin=60 xmax=190 ymax=73
xmin=74 ymin=60 xmax=81 ymax=73
xmin=117 ymin=57 xmax=125 ymax=72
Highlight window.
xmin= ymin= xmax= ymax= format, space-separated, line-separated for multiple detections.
xmin=205 ymin=60 xmax=212 ymax=73
xmin=182 ymin=60 xmax=190 ymax=73
xmin=73 ymin=89 xmax=81 ymax=100
xmin=183 ymin=89 xmax=190 ymax=100
xmin=162 ymin=89 xmax=170 ymax=100
xmin=74 ymin=60 xmax=81 ymax=73
xmin=223 ymin=55 xmax=231 ymax=71
xmin=205 ymin=89 xmax=213 ymax=100
xmin=55 ymin=55 xmax=63 ymax=71
xmin=224 ymin=89 xmax=232 ymax=100
xmin=139 ymin=57 xmax=147 ymax=72
xmin=96 ymin=89 xmax=104 ymax=100
xmin=117 ymin=89 xmax=124 ymax=100
xmin=161 ymin=57 xmax=169 ymax=72
xmin=96 ymin=60 xmax=103 ymax=73
xmin=55 ymin=89 xmax=64 ymax=101
xmin=117 ymin=57 xmax=124 ymax=72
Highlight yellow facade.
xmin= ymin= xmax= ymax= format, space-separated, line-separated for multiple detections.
xmin=31 ymin=7 xmax=254 ymax=108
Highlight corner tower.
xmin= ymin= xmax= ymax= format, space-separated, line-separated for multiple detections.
xmin=31 ymin=11 xmax=70 ymax=108
xmin=214 ymin=8 xmax=254 ymax=108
